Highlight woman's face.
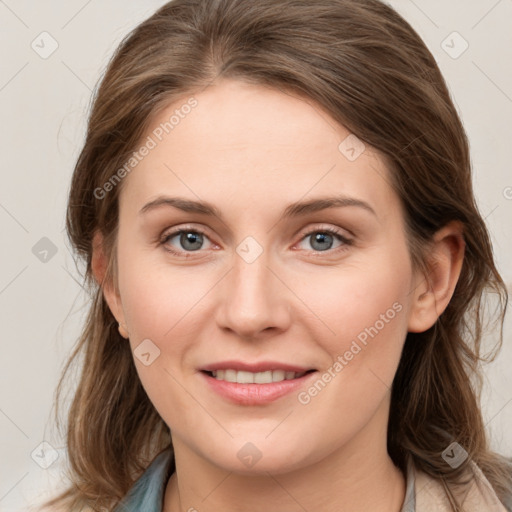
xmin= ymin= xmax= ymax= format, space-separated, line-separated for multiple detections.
xmin=108 ymin=78 xmax=422 ymax=473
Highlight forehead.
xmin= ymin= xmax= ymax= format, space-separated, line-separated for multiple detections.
xmin=119 ymin=79 xmax=398 ymax=222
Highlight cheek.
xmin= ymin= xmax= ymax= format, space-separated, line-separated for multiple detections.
xmin=116 ymin=250 xmax=205 ymax=424
xmin=292 ymin=255 xmax=410 ymax=445
xmin=117 ymin=244 xmax=208 ymax=341
xmin=292 ymin=247 xmax=412 ymax=428
xmin=300 ymin=248 xmax=412 ymax=354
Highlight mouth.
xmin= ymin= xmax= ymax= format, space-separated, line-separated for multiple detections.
xmin=199 ymin=367 xmax=318 ymax=405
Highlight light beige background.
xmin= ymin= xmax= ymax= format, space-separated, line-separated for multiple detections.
xmin=0 ymin=0 xmax=511 ymax=510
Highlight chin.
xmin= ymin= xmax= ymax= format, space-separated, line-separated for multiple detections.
xmin=200 ymin=439 xmax=320 ymax=476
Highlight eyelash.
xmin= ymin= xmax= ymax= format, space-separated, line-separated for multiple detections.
xmin=159 ymin=225 xmax=353 ymax=258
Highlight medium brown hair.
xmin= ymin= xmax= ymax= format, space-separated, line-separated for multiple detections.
xmin=45 ymin=0 xmax=511 ymax=510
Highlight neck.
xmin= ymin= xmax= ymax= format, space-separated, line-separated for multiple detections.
xmin=163 ymin=404 xmax=406 ymax=512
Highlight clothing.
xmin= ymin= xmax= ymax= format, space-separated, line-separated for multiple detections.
xmin=112 ymin=448 xmax=509 ymax=511
xmin=112 ymin=449 xmax=175 ymax=512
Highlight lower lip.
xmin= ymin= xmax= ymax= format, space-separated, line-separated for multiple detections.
xmin=200 ymin=371 xmax=317 ymax=405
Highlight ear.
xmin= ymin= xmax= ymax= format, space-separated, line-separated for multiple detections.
xmin=91 ymin=230 xmax=128 ymax=336
xmin=407 ymin=221 xmax=465 ymax=333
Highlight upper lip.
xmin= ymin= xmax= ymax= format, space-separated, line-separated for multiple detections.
xmin=201 ymin=360 xmax=316 ymax=373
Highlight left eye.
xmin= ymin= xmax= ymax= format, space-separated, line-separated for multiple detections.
xmin=296 ymin=228 xmax=352 ymax=252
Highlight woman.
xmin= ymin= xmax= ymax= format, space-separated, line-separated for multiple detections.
xmin=44 ymin=0 xmax=512 ymax=510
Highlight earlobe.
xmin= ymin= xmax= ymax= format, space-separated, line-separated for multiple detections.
xmin=407 ymin=221 xmax=465 ymax=333
xmin=91 ymin=230 xmax=127 ymax=333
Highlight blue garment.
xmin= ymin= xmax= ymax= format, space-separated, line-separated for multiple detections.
xmin=112 ymin=449 xmax=175 ymax=512
xmin=113 ymin=448 xmax=416 ymax=511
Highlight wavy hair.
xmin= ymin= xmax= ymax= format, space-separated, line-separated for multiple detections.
xmin=44 ymin=0 xmax=511 ymax=510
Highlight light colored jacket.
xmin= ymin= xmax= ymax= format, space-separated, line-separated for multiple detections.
xmin=403 ymin=454 xmax=510 ymax=511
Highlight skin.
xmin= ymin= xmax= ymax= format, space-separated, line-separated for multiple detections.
xmin=92 ymin=78 xmax=465 ymax=512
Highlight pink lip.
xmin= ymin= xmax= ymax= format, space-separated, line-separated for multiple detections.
xmin=200 ymin=370 xmax=318 ymax=405
xmin=200 ymin=360 xmax=315 ymax=373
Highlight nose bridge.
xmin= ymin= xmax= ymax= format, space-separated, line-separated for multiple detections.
xmin=216 ymin=236 xmax=290 ymax=337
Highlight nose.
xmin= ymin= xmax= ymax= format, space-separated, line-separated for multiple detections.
xmin=214 ymin=247 xmax=292 ymax=341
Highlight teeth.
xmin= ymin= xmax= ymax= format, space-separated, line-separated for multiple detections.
xmin=210 ymin=369 xmax=306 ymax=383
xmin=237 ymin=370 xmax=254 ymax=383
xmin=254 ymin=371 xmax=272 ymax=383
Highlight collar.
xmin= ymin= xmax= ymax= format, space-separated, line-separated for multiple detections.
xmin=407 ymin=453 xmax=508 ymax=511
xmin=112 ymin=449 xmax=174 ymax=512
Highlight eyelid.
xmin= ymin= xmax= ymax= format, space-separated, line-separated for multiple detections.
xmin=295 ymin=223 xmax=353 ymax=243
xmin=159 ymin=224 xmax=210 ymax=242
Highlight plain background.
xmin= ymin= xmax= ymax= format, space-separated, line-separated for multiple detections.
xmin=0 ymin=0 xmax=511 ymax=510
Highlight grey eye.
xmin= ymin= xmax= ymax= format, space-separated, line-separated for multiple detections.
xmin=309 ymin=232 xmax=335 ymax=251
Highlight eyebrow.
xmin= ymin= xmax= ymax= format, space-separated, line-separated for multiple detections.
xmin=139 ymin=195 xmax=377 ymax=219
